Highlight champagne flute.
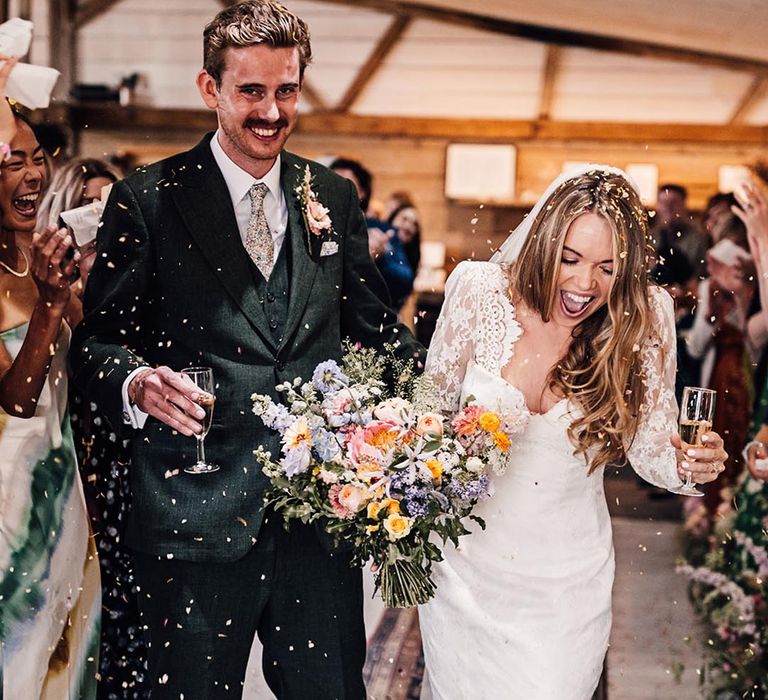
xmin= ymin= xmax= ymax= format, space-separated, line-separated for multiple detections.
xmin=669 ymin=386 xmax=716 ymax=497
xmin=182 ymin=366 xmax=219 ymax=475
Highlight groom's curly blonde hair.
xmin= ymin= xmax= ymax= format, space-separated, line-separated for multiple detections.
xmin=509 ymin=170 xmax=657 ymax=475
xmin=203 ymin=0 xmax=313 ymax=87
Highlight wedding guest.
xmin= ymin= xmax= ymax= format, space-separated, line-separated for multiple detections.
xmin=38 ymin=157 xmax=121 ymax=290
xmin=0 ymin=61 xmax=99 ymax=698
xmin=383 ymin=189 xmax=413 ymax=219
xmin=388 ymin=202 xmax=421 ymax=282
xmin=704 ymin=192 xmax=738 ymax=243
xmin=419 ymin=165 xmax=726 ymax=699
xmin=37 ymin=157 xmax=149 ymax=698
xmin=70 ymin=3 xmax=423 ymax=697
xmin=332 ymin=157 xmax=415 ymax=310
xmin=653 ymin=183 xmax=710 ymax=279
xmin=686 ymin=223 xmax=754 ymax=516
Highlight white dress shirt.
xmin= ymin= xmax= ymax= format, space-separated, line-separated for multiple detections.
xmin=121 ymin=132 xmax=289 ymax=428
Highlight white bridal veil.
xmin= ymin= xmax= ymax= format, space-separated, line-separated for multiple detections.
xmin=489 ymin=163 xmax=642 ymax=265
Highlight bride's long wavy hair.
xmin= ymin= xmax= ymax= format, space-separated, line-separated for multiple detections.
xmin=508 ymin=170 xmax=656 ymax=474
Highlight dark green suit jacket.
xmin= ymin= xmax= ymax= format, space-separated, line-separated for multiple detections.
xmin=71 ymin=134 xmax=424 ymax=562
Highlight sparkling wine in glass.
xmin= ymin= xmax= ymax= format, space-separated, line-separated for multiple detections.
xmin=669 ymin=386 xmax=715 ymax=497
xmin=182 ymin=366 xmax=219 ymax=475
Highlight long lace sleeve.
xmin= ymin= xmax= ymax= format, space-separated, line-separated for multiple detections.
xmin=425 ymin=261 xmax=481 ymax=413
xmin=625 ymin=286 xmax=684 ymax=489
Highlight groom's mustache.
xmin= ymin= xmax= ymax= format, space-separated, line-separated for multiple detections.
xmin=244 ymin=119 xmax=288 ymax=130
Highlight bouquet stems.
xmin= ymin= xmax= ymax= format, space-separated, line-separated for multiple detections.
xmin=377 ymin=557 xmax=436 ymax=608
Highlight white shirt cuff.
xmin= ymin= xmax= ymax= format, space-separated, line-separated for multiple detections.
xmin=122 ymin=366 xmax=151 ymax=429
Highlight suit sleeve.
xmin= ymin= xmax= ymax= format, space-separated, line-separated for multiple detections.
xmin=338 ymin=180 xmax=425 ymax=367
xmin=70 ymin=179 xmax=154 ymax=429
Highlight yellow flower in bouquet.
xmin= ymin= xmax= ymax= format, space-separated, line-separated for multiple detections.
xmin=426 ymin=458 xmax=443 ymax=480
xmin=479 ymin=412 xmax=501 ymax=432
xmin=493 ymin=431 xmax=511 ymax=452
xmin=382 ymin=498 xmax=401 ymax=514
xmin=367 ymin=501 xmax=384 ymax=520
xmin=383 ymin=513 xmax=413 ymax=540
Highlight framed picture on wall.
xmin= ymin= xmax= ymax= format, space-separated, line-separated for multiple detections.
xmin=444 ymin=144 xmax=517 ymax=203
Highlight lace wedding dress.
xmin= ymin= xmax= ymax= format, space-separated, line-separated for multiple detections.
xmin=419 ymin=261 xmax=682 ymax=700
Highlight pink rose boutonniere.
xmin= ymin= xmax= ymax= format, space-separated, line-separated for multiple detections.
xmin=295 ymin=165 xmax=334 ymax=242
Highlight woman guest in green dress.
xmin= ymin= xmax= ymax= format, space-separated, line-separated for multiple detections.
xmin=0 ymin=56 xmax=99 ymax=699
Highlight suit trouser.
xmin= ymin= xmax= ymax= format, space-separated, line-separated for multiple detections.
xmin=133 ymin=514 xmax=367 ymax=699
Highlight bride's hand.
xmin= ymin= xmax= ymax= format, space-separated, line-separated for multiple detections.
xmin=670 ymin=432 xmax=728 ymax=484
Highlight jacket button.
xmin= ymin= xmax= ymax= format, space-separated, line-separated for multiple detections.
xmin=276 ymin=360 xmax=286 ymax=371
xmin=269 ymin=318 xmax=278 ymax=330
xmin=266 ymin=292 xmax=275 ymax=303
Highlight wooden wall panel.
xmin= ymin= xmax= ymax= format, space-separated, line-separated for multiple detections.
xmin=77 ymin=126 xmax=768 ymax=264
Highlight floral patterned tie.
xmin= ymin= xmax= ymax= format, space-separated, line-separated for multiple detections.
xmin=245 ymin=182 xmax=274 ymax=279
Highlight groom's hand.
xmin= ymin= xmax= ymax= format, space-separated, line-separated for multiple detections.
xmin=128 ymin=366 xmax=206 ymax=436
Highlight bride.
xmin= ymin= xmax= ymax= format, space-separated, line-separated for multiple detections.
xmin=419 ymin=165 xmax=727 ymax=699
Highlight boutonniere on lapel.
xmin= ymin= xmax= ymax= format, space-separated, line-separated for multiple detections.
xmin=295 ymin=165 xmax=338 ymax=257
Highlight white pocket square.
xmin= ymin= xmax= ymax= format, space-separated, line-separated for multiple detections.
xmin=320 ymin=241 xmax=339 ymax=256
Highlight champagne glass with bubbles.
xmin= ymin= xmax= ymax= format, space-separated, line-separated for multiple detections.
xmin=669 ymin=386 xmax=715 ymax=497
xmin=182 ymin=366 xmax=219 ymax=475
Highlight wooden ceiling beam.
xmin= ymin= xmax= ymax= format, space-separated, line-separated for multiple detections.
xmin=296 ymin=113 xmax=768 ymax=144
xmin=75 ymin=0 xmax=124 ymax=29
xmin=335 ymin=13 xmax=412 ymax=113
xmin=62 ymin=105 xmax=768 ymax=145
xmin=729 ymin=75 xmax=768 ymax=125
xmin=310 ymin=0 xmax=768 ymax=75
xmin=537 ymin=46 xmax=561 ymax=121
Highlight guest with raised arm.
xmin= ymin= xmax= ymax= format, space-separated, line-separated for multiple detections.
xmin=0 ymin=56 xmax=99 ymax=699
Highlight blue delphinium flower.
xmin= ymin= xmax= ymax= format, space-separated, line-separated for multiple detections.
xmin=313 ymin=427 xmax=340 ymax=462
xmin=404 ymin=485 xmax=431 ymax=518
xmin=447 ymin=474 xmax=491 ymax=506
xmin=389 ymin=471 xmax=409 ymax=496
xmin=281 ymin=446 xmax=311 ymax=477
xmin=312 ymin=360 xmax=349 ymax=393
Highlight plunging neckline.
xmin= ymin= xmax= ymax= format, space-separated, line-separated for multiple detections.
xmin=468 ymin=361 xmax=569 ymax=419
xmin=487 ymin=279 xmax=569 ymax=418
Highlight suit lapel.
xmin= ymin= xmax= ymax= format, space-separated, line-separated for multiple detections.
xmin=279 ymin=153 xmax=319 ymax=353
xmin=170 ymin=136 xmax=277 ymax=352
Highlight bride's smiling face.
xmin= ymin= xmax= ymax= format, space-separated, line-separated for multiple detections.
xmin=553 ymin=212 xmax=615 ymax=326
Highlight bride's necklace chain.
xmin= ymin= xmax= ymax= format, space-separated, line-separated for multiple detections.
xmin=0 ymin=248 xmax=30 ymax=278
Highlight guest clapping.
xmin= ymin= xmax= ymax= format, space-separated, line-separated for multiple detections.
xmin=0 ymin=60 xmax=99 ymax=697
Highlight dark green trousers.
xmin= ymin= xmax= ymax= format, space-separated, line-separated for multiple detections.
xmin=134 ymin=515 xmax=366 ymax=699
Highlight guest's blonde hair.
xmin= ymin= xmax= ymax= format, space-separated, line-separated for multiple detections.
xmin=509 ymin=170 xmax=656 ymax=474
xmin=37 ymin=158 xmax=121 ymax=229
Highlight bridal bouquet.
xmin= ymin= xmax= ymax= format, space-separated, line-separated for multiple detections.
xmin=251 ymin=346 xmax=528 ymax=608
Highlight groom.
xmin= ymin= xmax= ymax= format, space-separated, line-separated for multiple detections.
xmin=71 ymin=1 xmax=423 ymax=697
